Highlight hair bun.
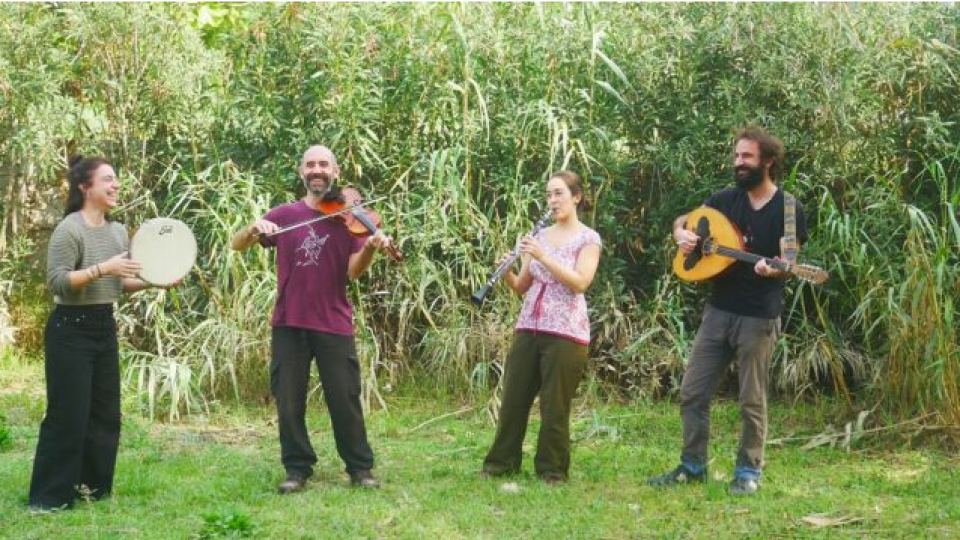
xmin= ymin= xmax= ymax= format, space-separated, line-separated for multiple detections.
xmin=67 ymin=155 xmax=84 ymax=168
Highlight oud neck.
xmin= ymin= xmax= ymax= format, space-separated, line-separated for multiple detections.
xmin=714 ymin=245 xmax=788 ymax=271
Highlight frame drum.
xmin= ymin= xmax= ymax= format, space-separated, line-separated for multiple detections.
xmin=129 ymin=218 xmax=197 ymax=286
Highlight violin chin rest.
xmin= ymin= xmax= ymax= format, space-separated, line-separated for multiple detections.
xmin=321 ymin=184 xmax=343 ymax=202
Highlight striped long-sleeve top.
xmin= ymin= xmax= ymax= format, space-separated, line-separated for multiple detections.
xmin=46 ymin=212 xmax=129 ymax=305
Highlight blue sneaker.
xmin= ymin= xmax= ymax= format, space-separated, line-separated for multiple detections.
xmin=729 ymin=476 xmax=760 ymax=495
xmin=647 ymin=464 xmax=707 ymax=487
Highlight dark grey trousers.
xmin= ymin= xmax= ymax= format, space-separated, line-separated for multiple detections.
xmin=679 ymin=304 xmax=780 ymax=475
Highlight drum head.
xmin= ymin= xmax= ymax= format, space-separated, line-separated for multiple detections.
xmin=130 ymin=218 xmax=197 ymax=286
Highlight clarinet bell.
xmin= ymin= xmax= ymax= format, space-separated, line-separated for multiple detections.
xmin=470 ymin=284 xmax=491 ymax=306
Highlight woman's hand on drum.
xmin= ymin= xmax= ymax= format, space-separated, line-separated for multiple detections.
xmin=249 ymin=219 xmax=279 ymax=237
xmin=102 ymin=252 xmax=142 ymax=278
xmin=157 ymin=278 xmax=183 ymax=290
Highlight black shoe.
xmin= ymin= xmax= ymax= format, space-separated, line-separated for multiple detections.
xmin=277 ymin=474 xmax=308 ymax=495
xmin=646 ymin=465 xmax=707 ymax=487
xmin=729 ymin=476 xmax=759 ymax=496
xmin=480 ymin=467 xmax=515 ymax=479
xmin=539 ymin=472 xmax=567 ymax=485
xmin=349 ymin=469 xmax=380 ymax=489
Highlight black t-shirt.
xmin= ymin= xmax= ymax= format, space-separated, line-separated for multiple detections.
xmin=703 ymin=187 xmax=808 ymax=319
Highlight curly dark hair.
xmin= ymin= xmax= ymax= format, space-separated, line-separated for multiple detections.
xmin=735 ymin=126 xmax=785 ymax=181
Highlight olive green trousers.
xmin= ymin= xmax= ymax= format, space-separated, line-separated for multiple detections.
xmin=483 ymin=332 xmax=587 ymax=479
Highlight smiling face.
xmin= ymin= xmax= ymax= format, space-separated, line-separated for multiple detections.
xmin=81 ymin=164 xmax=120 ymax=211
xmin=732 ymin=138 xmax=770 ymax=190
xmin=299 ymin=145 xmax=340 ymax=197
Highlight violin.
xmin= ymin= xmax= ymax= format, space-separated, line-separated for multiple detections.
xmin=316 ymin=186 xmax=404 ymax=262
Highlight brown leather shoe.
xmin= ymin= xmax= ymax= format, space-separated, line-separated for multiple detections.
xmin=277 ymin=474 xmax=308 ymax=495
xmin=349 ymin=469 xmax=380 ymax=489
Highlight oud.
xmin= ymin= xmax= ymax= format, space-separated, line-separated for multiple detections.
xmin=672 ymin=206 xmax=828 ymax=284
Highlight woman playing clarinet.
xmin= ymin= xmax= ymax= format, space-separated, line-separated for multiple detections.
xmin=480 ymin=170 xmax=602 ymax=484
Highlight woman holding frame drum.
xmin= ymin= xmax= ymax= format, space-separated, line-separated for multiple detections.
xmin=480 ymin=170 xmax=601 ymax=484
xmin=28 ymin=156 xmax=179 ymax=512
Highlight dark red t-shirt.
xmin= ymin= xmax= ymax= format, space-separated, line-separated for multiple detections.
xmin=259 ymin=200 xmax=365 ymax=335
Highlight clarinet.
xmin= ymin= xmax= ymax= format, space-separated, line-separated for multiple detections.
xmin=470 ymin=208 xmax=554 ymax=306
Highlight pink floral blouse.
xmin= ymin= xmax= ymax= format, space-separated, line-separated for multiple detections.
xmin=515 ymin=226 xmax=602 ymax=344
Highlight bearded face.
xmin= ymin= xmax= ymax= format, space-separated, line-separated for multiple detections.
xmin=302 ymin=171 xmax=333 ymax=197
xmin=734 ymin=162 xmax=764 ymax=190
xmin=299 ymin=146 xmax=340 ymax=198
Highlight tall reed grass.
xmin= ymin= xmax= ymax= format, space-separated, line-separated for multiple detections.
xmin=0 ymin=3 xmax=957 ymax=429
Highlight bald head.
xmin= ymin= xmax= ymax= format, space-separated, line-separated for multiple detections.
xmin=299 ymin=145 xmax=340 ymax=197
xmin=301 ymin=145 xmax=338 ymax=169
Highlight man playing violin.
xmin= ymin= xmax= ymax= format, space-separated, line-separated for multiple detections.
xmin=231 ymin=145 xmax=391 ymax=493
xmin=648 ymin=126 xmax=808 ymax=495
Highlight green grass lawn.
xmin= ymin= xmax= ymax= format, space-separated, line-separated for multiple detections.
xmin=1 ymin=354 xmax=958 ymax=539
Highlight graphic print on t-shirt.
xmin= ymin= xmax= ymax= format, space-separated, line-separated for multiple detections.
xmin=295 ymin=227 xmax=330 ymax=267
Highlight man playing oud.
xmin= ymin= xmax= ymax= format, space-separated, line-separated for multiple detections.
xmin=648 ymin=126 xmax=808 ymax=495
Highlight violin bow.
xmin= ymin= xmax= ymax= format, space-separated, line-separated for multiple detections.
xmin=257 ymin=195 xmax=389 ymax=238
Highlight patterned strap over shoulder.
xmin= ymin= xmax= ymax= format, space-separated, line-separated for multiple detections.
xmin=783 ymin=191 xmax=798 ymax=264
